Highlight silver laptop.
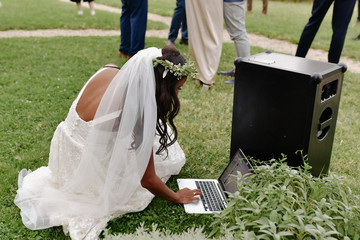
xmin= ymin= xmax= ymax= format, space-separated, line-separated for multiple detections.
xmin=177 ymin=148 xmax=253 ymax=214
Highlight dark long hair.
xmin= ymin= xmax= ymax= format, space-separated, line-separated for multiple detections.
xmin=153 ymin=46 xmax=186 ymax=154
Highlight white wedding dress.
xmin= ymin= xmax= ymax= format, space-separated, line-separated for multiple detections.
xmin=14 ymin=48 xmax=186 ymax=240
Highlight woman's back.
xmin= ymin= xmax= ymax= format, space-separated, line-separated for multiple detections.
xmin=76 ymin=66 xmax=119 ymax=122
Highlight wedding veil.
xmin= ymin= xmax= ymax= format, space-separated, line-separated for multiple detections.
xmin=15 ymin=47 xmax=163 ymax=229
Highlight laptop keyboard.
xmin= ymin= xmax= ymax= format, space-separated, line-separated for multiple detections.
xmin=195 ymin=181 xmax=226 ymax=212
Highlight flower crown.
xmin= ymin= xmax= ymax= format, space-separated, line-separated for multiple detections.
xmin=153 ymin=58 xmax=198 ymax=81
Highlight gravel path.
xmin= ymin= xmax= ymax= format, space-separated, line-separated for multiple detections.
xmin=1 ymin=0 xmax=359 ymax=73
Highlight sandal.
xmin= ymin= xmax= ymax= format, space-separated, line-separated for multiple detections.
xmin=194 ymin=79 xmax=212 ymax=91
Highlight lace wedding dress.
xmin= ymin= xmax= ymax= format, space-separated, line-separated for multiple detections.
xmin=14 ymin=48 xmax=186 ymax=240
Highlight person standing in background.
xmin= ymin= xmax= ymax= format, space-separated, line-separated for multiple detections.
xmin=247 ymin=0 xmax=268 ymax=15
xmin=218 ymin=0 xmax=250 ymax=85
xmin=70 ymin=0 xmax=96 ymax=15
xmin=295 ymin=0 xmax=356 ymax=64
xmin=166 ymin=0 xmax=188 ymax=47
xmin=185 ymin=0 xmax=223 ymax=91
xmin=119 ymin=0 xmax=147 ymax=59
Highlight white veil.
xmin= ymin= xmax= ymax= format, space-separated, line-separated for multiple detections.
xmin=60 ymin=47 xmax=162 ymax=215
xmin=15 ymin=47 xmax=163 ymax=228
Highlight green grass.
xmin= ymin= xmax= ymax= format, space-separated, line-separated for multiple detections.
xmin=1 ymin=0 xmax=360 ymax=239
xmin=96 ymin=0 xmax=177 ymax=17
xmin=95 ymin=0 xmax=122 ymax=9
xmin=0 ymin=0 xmax=167 ymax=31
xmin=1 ymin=0 xmax=359 ymax=60
xmin=245 ymin=1 xmax=360 ymax=61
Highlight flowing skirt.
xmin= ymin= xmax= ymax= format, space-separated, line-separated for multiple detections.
xmin=14 ymin=95 xmax=186 ymax=240
xmin=185 ymin=0 xmax=223 ymax=85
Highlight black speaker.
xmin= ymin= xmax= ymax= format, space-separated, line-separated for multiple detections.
xmin=230 ymin=51 xmax=346 ymax=176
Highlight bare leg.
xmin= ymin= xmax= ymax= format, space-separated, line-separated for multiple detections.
xmin=247 ymin=0 xmax=252 ymax=12
xmin=262 ymin=0 xmax=268 ymax=15
xmin=89 ymin=1 xmax=95 ymax=15
xmin=76 ymin=2 xmax=83 ymax=15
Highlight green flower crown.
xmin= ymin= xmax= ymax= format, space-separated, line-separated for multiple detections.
xmin=153 ymin=58 xmax=198 ymax=81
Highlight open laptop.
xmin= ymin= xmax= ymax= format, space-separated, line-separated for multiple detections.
xmin=177 ymin=148 xmax=253 ymax=214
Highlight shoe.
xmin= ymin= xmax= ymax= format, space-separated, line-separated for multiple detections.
xmin=179 ymin=39 xmax=188 ymax=45
xmin=194 ymin=79 xmax=212 ymax=91
xmin=224 ymin=78 xmax=235 ymax=85
xmin=91 ymin=10 xmax=96 ymax=16
xmin=201 ymin=82 xmax=212 ymax=91
xmin=166 ymin=40 xmax=176 ymax=47
xmin=217 ymin=69 xmax=235 ymax=77
xmin=201 ymin=85 xmax=210 ymax=91
xmin=77 ymin=10 xmax=83 ymax=15
xmin=353 ymin=35 xmax=360 ymax=41
xmin=119 ymin=52 xmax=130 ymax=59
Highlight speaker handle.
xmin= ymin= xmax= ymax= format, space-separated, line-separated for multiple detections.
xmin=318 ymin=118 xmax=332 ymax=130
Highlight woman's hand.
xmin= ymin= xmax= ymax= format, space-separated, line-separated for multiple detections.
xmin=142 ymin=154 xmax=202 ymax=204
xmin=175 ymin=188 xmax=202 ymax=204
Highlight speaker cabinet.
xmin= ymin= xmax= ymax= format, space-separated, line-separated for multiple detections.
xmin=230 ymin=51 xmax=346 ymax=176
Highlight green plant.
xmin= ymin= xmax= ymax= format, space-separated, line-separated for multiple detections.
xmin=103 ymin=223 xmax=234 ymax=240
xmin=210 ymin=159 xmax=360 ymax=239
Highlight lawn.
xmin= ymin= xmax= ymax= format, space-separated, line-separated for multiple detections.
xmin=245 ymin=1 xmax=360 ymax=61
xmin=1 ymin=0 xmax=359 ymax=239
xmin=0 ymin=0 xmax=168 ymax=31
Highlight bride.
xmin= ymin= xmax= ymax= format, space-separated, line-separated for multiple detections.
xmin=14 ymin=46 xmax=201 ymax=240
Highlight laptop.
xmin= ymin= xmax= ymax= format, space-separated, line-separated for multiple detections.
xmin=177 ymin=148 xmax=253 ymax=214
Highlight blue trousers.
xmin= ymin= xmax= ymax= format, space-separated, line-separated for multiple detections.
xmin=295 ymin=0 xmax=356 ymax=63
xmin=119 ymin=0 xmax=147 ymax=57
xmin=168 ymin=0 xmax=188 ymax=41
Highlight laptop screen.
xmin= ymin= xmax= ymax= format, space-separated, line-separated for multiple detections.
xmin=218 ymin=149 xmax=253 ymax=194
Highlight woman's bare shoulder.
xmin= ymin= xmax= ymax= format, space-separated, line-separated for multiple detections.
xmin=102 ymin=63 xmax=120 ymax=70
xmin=85 ymin=65 xmax=119 ymax=91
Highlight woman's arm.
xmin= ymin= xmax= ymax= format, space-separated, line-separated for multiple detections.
xmin=141 ymin=151 xmax=201 ymax=204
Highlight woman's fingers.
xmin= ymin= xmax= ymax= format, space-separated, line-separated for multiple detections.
xmin=177 ymin=188 xmax=202 ymax=204
xmin=192 ymin=189 xmax=202 ymax=196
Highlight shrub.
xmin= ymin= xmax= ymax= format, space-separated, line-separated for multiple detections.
xmin=103 ymin=223 xmax=234 ymax=240
xmin=210 ymin=158 xmax=360 ymax=239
